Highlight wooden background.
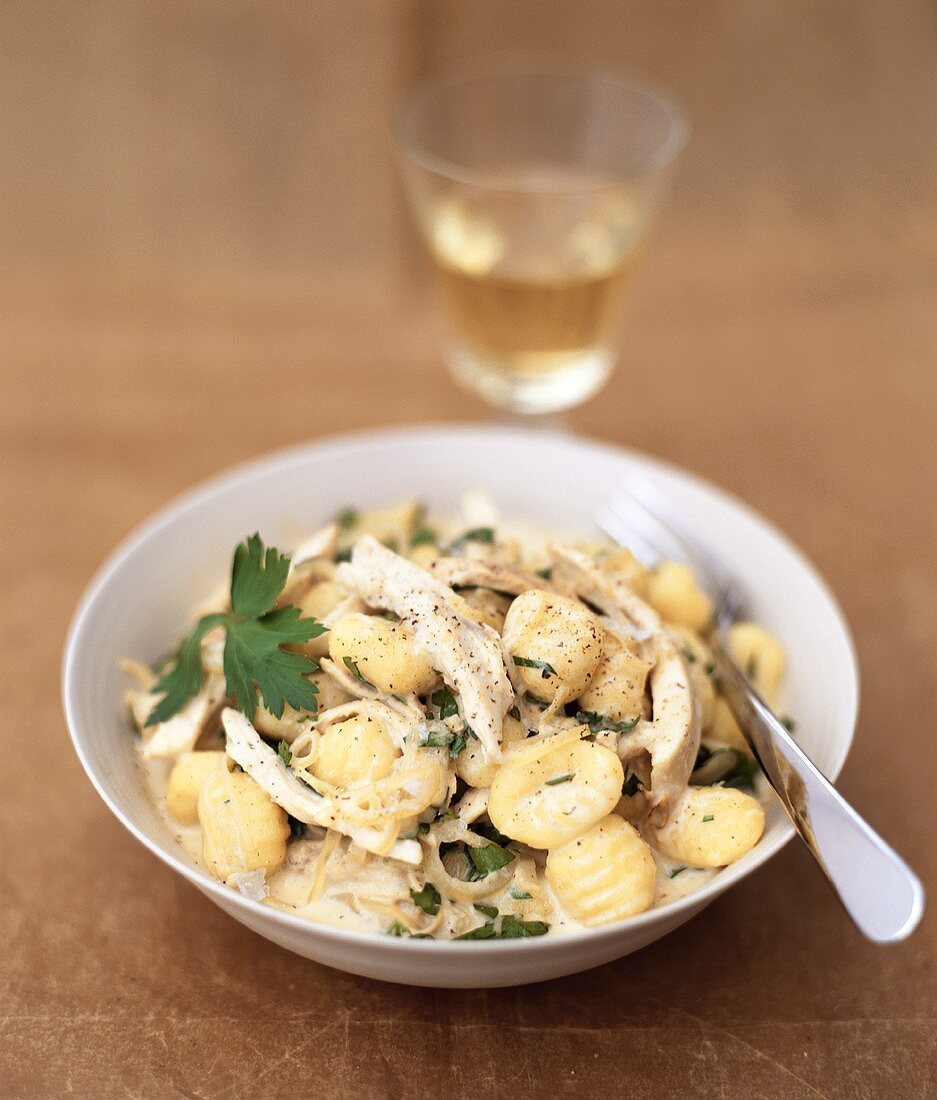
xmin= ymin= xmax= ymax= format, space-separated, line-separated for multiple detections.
xmin=2 ymin=2 xmax=935 ymax=1097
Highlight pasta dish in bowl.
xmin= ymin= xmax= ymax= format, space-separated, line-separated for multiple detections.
xmin=124 ymin=496 xmax=786 ymax=942
xmin=63 ymin=426 xmax=857 ymax=986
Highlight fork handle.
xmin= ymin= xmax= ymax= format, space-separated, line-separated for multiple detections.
xmin=715 ymin=651 xmax=924 ymax=943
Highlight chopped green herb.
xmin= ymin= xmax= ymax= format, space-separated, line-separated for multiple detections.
xmin=704 ymin=661 xmax=716 ymax=677
xmin=545 ymin=773 xmax=574 ymax=786
xmin=669 ymin=866 xmax=687 ymax=879
xmin=780 ymin=715 xmax=796 ymax=733
xmin=410 ymin=883 xmax=441 ymax=915
xmin=473 ymin=903 xmax=499 ymax=919
xmin=447 ymin=527 xmax=495 ymax=553
xmin=576 ymin=710 xmax=641 ymax=735
xmin=145 ymin=534 xmax=325 ymax=726
xmin=721 ymin=752 xmax=759 ymax=791
xmin=536 ymin=566 xmax=553 ymax=581
xmin=509 ymin=887 xmax=533 ymax=900
xmin=431 ymin=688 xmax=459 ymax=720
xmin=498 ymin=915 xmax=549 ymax=938
xmin=456 ymin=916 xmax=549 ymax=940
xmin=468 ymin=842 xmax=515 ymax=877
xmin=682 ymin=647 xmax=698 ymax=664
xmin=420 ymin=730 xmax=452 ymax=748
xmin=277 ymin=740 xmax=292 ymax=767
xmin=386 ymin=920 xmax=408 ymax=937
xmin=513 ymin=655 xmax=557 ymax=676
xmin=335 ymin=547 xmax=352 ymax=563
xmin=691 ymin=746 xmax=759 ymax=791
xmin=473 ymin=819 xmax=512 ymax=847
xmin=456 ymin=922 xmax=497 ymax=940
xmin=287 ymin=814 xmax=305 ymax=838
xmin=410 ymin=527 xmax=437 ymax=548
xmin=747 ymin=656 xmax=758 ymax=680
xmin=622 ymin=773 xmax=643 ymax=797
xmin=343 ymin=656 xmax=374 ymax=687
xmin=702 ymin=815 xmax=715 ymax=823
xmin=336 ymin=508 xmax=359 ymax=530
xmin=449 ymin=732 xmax=467 ymax=758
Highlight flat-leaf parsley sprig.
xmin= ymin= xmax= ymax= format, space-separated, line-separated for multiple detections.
xmin=145 ymin=534 xmax=327 ymax=727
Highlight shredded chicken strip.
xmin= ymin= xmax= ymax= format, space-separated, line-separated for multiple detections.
xmin=428 ymin=558 xmax=543 ymax=597
xmin=337 ymin=536 xmax=512 ymax=759
xmin=131 ymin=673 xmax=226 ymax=760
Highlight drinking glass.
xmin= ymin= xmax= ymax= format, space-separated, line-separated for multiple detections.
xmin=394 ymin=69 xmax=688 ymax=416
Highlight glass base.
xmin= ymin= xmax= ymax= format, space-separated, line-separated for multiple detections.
xmin=447 ymin=345 xmax=613 ymax=415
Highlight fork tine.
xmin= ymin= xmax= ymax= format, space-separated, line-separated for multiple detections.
xmin=623 ymin=478 xmax=735 ymax=592
xmin=599 ymin=485 xmax=733 ymax=604
xmin=594 ymin=502 xmax=673 ymax=567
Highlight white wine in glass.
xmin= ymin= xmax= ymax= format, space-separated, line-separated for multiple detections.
xmin=395 ymin=71 xmax=687 ymax=416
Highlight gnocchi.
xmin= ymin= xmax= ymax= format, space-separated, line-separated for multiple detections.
xmin=647 ymin=561 xmax=714 ymax=632
xmin=502 ymin=589 xmax=603 ymax=702
xmin=488 ymin=733 xmax=624 ymax=848
xmin=650 ymin=785 xmax=765 ymax=868
xmin=546 ymin=814 xmax=657 ymax=924
xmin=198 ymin=760 xmax=290 ymax=881
xmin=328 ymin=612 xmax=438 ymax=695
xmin=166 ymin=751 xmax=225 ymax=824
xmin=314 ymin=714 xmax=397 ymax=787
xmin=129 ymin=498 xmax=784 ymax=941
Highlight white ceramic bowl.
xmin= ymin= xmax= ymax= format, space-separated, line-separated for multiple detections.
xmin=62 ymin=425 xmax=858 ymax=988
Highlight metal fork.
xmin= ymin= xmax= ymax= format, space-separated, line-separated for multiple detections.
xmin=597 ymin=479 xmax=924 ymax=944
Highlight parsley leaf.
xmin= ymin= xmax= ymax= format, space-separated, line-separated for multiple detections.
xmin=145 ymin=535 xmax=326 ymax=727
xmin=277 ymin=740 xmax=292 ymax=767
xmin=410 ymin=883 xmax=441 ymax=915
xmin=386 ymin=920 xmax=408 ymax=937
xmin=336 ymin=508 xmax=359 ymax=530
xmin=145 ymin=614 xmax=224 ymax=726
xmin=509 ymin=887 xmax=533 ymax=900
xmin=473 ymin=903 xmax=499 ymax=919
xmin=230 ymin=534 xmax=291 ymax=618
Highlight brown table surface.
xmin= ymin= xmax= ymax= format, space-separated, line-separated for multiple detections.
xmin=2 ymin=2 xmax=935 ymax=1097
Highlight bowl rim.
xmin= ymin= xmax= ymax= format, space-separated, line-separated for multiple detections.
xmin=62 ymin=423 xmax=859 ymax=955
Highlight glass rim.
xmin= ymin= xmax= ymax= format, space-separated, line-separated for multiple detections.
xmin=393 ymin=65 xmax=690 ymax=194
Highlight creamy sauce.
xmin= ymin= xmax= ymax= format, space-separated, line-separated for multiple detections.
xmin=130 ymin=497 xmax=780 ymax=941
